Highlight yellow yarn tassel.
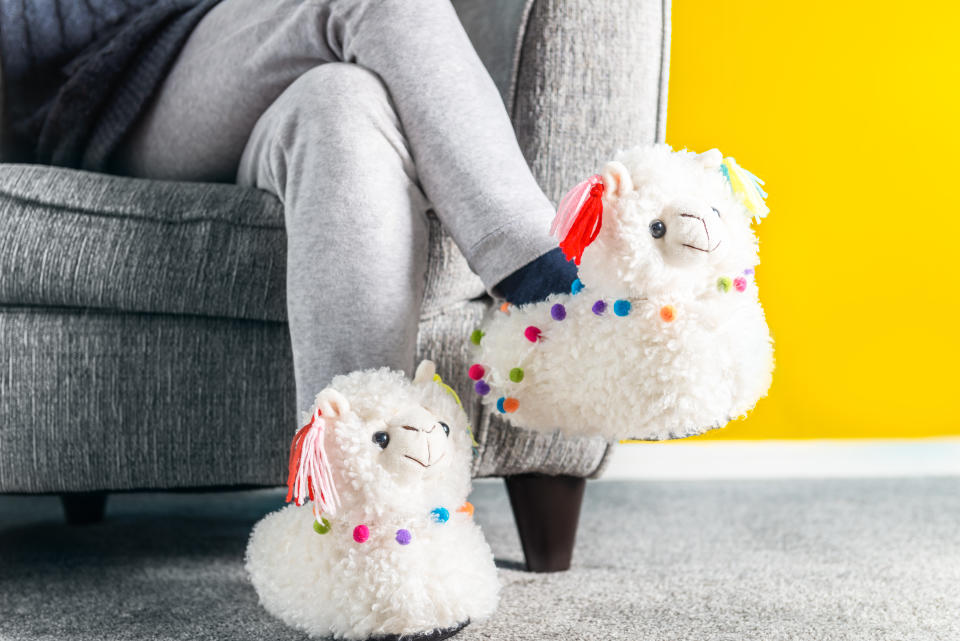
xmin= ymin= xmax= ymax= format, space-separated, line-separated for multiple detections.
xmin=721 ymin=157 xmax=769 ymax=224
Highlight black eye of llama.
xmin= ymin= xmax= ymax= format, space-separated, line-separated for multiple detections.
xmin=439 ymin=422 xmax=450 ymax=437
xmin=649 ymin=220 xmax=666 ymax=239
xmin=372 ymin=431 xmax=390 ymax=449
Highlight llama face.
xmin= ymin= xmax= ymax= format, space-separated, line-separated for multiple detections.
xmin=315 ymin=365 xmax=474 ymax=517
xmin=372 ymin=403 xmax=455 ymax=482
xmin=651 ymin=197 xmax=730 ymax=268
xmin=576 ymin=145 xmax=760 ymax=299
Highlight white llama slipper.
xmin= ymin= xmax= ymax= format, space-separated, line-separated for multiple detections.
xmin=246 ymin=361 xmax=499 ymax=640
xmin=470 ymin=144 xmax=775 ymax=441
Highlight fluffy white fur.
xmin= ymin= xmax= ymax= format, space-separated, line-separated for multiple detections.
xmin=246 ymin=362 xmax=499 ymax=639
xmin=474 ymin=144 xmax=775 ymax=440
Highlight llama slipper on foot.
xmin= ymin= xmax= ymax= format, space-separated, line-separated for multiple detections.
xmin=469 ymin=144 xmax=775 ymax=441
xmin=246 ymin=361 xmax=499 ymax=640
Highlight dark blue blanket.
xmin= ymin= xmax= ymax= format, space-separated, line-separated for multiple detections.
xmin=1 ymin=0 xmax=220 ymax=169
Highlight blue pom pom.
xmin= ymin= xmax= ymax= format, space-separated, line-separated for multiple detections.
xmin=613 ymin=299 xmax=632 ymax=316
xmin=570 ymin=278 xmax=584 ymax=295
xmin=431 ymin=507 xmax=450 ymax=523
xmin=496 ymin=397 xmax=506 ymax=413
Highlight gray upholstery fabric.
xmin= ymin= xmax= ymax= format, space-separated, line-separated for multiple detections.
xmin=0 ymin=0 xmax=670 ymax=493
xmin=0 ymin=164 xmax=485 ymax=321
xmin=0 ymin=307 xmax=295 ymax=492
xmin=0 ymin=165 xmax=288 ymax=320
xmin=0 ymin=302 xmax=607 ymax=492
xmin=512 ymin=0 xmax=671 ymax=203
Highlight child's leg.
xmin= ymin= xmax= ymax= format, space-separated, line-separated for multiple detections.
xmin=237 ymin=64 xmax=430 ymax=409
xmin=114 ymin=0 xmax=571 ymax=295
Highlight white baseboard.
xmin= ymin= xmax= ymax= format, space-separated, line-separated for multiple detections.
xmin=599 ymin=438 xmax=960 ymax=480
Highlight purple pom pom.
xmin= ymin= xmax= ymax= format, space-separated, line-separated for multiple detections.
xmin=592 ymin=300 xmax=607 ymax=315
xmin=475 ymin=380 xmax=491 ymax=396
xmin=396 ymin=529 xmax=412 ymax=545
xmin=550 ymin=303 xmax=567 ymax=321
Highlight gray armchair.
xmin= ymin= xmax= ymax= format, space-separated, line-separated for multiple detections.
xmin=0 ymin=0 xmax=669 ymax=571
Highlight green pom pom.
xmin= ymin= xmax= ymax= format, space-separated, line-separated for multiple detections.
xmin=717 ymin=277 xmax=732 ymax=293
xmin=313 ymin=517 xmax=331 ymax=535
xmin=509 ymin=367 xmax=524 ymax=383
xmin=470 ymin=329 xmax=485 ymax=345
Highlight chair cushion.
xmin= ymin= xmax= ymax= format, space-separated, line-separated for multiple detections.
xmin=0 ymin=164 xmax=484 ymax=321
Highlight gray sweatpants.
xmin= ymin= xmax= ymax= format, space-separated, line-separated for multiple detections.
xmin=113 ymin=0 xmax=557 ymax=410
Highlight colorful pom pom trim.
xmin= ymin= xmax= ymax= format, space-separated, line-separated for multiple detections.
xmin=331 ymin=506 xmax=460 ymax=546
xmin=313 ymin=517 xmax=331 ymax=535
xmin=353 ymin=524 xmax=370 ymax=543
xmin=496 ymin=397 xmax=519 ymax=413
xmin=613 ymin=299 xmax=632 ymax=316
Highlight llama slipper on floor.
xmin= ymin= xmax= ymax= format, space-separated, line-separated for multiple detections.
xmin=246 ymin=361 xmax=499 ymax=640
xmin=471 ymin=144 xmax=775 ymax=441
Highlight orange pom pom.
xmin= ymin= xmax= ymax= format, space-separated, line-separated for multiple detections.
xmin=659 ymin=305 xmax=676 ymax=322
xmin=500 ymin=302 xmax=511 ymax=314
xmin=457 ymin=501 xmax=475 ymax=517
xmin=502 ymin=397 xmax=520 ymax=413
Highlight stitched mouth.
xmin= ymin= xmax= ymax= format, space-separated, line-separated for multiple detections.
xmin=683 ymin=240 xmax=722 ymax=253
xmin=404 ymin=453 xmax=444 ymax=468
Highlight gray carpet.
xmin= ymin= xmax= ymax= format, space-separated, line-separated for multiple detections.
xmin=1 ymin=479 xmax=958 ymax=641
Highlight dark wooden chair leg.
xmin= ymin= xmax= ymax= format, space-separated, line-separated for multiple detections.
xmin=60 ymin=491 xmax=108 ymax=525
xmin=504 ymin=474 xmax=585 ymax=572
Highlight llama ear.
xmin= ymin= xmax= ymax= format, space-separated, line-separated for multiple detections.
xmin=601 ymin=161 xmax=633 ymax=199
xmin=696 ymin=148 xmax=723 ymax=169
xmin=413 ymin=360 xmax=437 ymax=385
xmin=314 ymin=388 xmax=350 ymax=419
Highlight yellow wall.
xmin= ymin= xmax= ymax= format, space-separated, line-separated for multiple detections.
xmin=667 ymin=1 xmax=960 ymax=438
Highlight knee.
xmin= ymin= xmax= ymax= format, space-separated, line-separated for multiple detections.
xmin=271 ymin=64 xmax=395 ymax=135
xmin=239 ymin=63 xmax=417 ymax=207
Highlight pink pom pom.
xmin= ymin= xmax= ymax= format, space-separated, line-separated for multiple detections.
xmin=524 ymin=326 xmax=542 ymax=342
xmin=734 ymin=277 xmax=747 ymax=292
xmin=468 ymin=364 xmax=485 ymax=380
xmin=353 ymin=524 xmax=370 ymax=543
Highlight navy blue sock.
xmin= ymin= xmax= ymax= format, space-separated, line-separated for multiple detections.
xmin=494 ymin=247 xmax=579 ymax=306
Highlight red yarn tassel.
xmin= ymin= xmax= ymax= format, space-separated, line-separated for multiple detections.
xmin=285 ymin=409 xmax=340 ymax=517
xmin=558 ymin=181 xmax=605 ymax=265
xmin=285 ymin=417 xmax=314 ymax=504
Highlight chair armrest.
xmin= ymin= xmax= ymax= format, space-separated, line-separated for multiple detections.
xmin=511 ymin=0 xmax=671 ymax=202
